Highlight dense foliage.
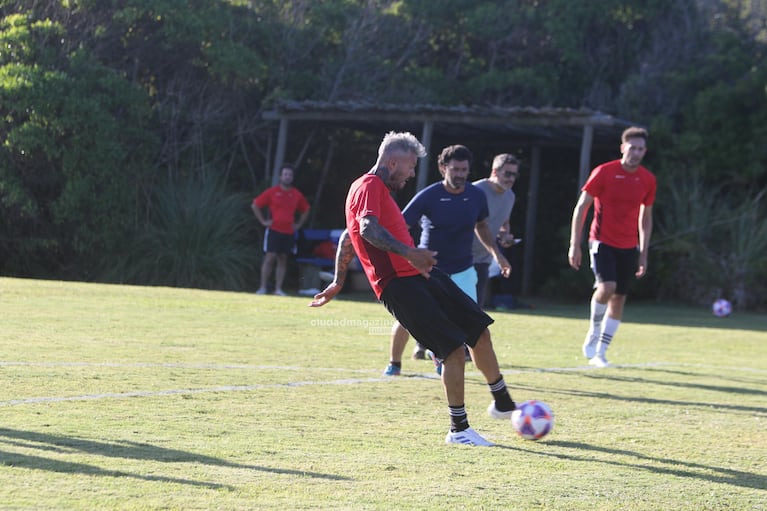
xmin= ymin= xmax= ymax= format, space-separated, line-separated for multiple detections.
xmin=1 ymin=0 xmax=765 ymax=308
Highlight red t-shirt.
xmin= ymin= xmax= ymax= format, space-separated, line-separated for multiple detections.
xmin=583 ymin=159 xmax=657 ymax=249
xmin=345 ymin=173 xmax=421 ymax=298
xmin=253 ymin=186 xmax=310 ymax=234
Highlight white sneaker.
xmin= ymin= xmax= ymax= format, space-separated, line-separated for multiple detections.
xmin=255 ymin=288 xmax=267 ymax=295
xmin=445 ymin=427 xmax=494 ymax=446
xmin=274 ymin=289 xmax=287 ymax=296
xmin=487 ymin=401 xmax=514 ymax=420
xmin=588 ymin=354 xmax=610 ymax=367
xmin=582 ymin=332 xmax=598 ymax=359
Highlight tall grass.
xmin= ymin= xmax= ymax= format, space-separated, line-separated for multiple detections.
xmin=654 ymin=176 xmax=767 ymax=310
xmin=111 ymin=173 xmax=258 ymax=290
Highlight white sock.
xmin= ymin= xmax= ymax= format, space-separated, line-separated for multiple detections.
xmin=589 ymin=298 xmax=607 ymax=338
xmin=597 ymin=317 xmax=620 ymax=355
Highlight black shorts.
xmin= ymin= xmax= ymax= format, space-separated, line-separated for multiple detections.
xmin=263 ymin=228 xmax=295 ymax=255
xmin=589 ymin=241 xmax=638 ymax=295
xmin=380 ymin=268 xmax=494 ymax=360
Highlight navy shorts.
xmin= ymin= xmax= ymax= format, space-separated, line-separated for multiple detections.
xmin=263 ymin=228 xmax=295 ymax=255
xmin=380 ymin=268 xmax=494 ymax=360
xmin=589 ymin=241 xmax=639 ymax=295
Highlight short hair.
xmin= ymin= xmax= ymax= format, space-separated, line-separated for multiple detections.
xmin=492 ymin=153 xmax=519 ymax=171
xmin=438 ymin=144 xmax=473 ymax=167
xmin=280 ymin=163 xmax=295 ymax=174
xmin=621 ymin=126 xmax=648 ymax=143
xmin=378 ymin=131 xmax=427 ymax=158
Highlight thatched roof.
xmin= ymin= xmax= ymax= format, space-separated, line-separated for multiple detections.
xmin=263 ymin=100 xmax=638 ymax=147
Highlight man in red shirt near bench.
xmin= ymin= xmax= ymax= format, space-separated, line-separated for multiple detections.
xmin=252 ymin=164 xmax=311 ymax=296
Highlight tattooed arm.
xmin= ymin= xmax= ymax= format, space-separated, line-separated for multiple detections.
xmin=309 ymin=229 xmax=355 ymax=307
xmin=360 ymin=216 xmax=437 ymax=277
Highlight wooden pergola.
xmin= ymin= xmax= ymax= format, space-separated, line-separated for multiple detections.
xmin=263 ymin=100 xmax=638 ymax=296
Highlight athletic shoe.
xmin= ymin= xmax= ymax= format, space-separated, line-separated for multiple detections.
xmin=383 ymin=364 xmax=401 ymax=376
xmin=445 ymin=428 xmax=494 ymax=446
xmin=425 ymin=350 xmax=443 ymax=375
xmin=582 ymin=332 xmax=598 ymax=359
xmin=255 ymin=288 xmax=267 ymax=295
xmin=274 ymin=289 xmax=287 ymax=296
xmin=412 ymin=348 xmax=426 ymax=360
xmin=487 ymin=400 xmax=514 ymax=420
xmin=588 ymin=354 xmax=610 ymax=367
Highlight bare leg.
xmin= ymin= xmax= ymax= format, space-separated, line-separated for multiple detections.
xmin=274 ymin=253 xmax=288 ymax=292
xmin=259 ymin=252 xmax=277 ymax=291
xmin=467 ymin=329 xmax=502 ymax=384
xmin=388 ymin=321 xmax=410 ymax=363
xmin=441 ymin=345 xmax=466 ymax=406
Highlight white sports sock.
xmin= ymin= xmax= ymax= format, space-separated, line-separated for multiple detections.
xmin=597 ymin=317 xmax=621 ymax=355
xmin=589 ymin=298 xmax=607 ymax=338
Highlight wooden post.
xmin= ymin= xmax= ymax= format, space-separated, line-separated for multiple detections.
xmin=417 ymin=120 xmax=434 ymax=191
xmin=271 ymin=117 xmax=289 ymax=186
xmin=578 ymin=124 xmax=594 ymax=192
xmin=522 ymin=145 xmax=540 ymax=296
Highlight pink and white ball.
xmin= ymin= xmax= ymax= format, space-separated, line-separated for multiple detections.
xmin=511 ymin=400 xmax=554 ymax=440
xmin=712 ymin=299 xmax=732 ymax=317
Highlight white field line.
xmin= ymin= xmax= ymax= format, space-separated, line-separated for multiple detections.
xmin=0 ymin=361 xmax=764 ymax=407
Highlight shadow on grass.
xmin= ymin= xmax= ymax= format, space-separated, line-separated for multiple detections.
xmin=495 ymin=440 xmax=767 ymax=491
xmin=489 ymin=299 xmax=767 ymax=333
xmin=0 ymin=428 xmax=350 ymax=487
xmin=510 ymin=379 xmax=767 ymax=416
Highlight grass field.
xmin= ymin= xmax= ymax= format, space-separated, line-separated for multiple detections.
xmin=0 ymin=277 xmax=765 ymax=510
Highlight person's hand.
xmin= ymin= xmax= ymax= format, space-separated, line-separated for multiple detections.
xmin=309 ymin=282 xmax=343 ymax=307
xmin=636 ymin=253 xmax=648 ymax=278
xmin=261 ymin=219 xmax=273 ymax=228
xmin=568 ymin=244 xmax=581 ymax=269
xmin=496 ymin=253 xmax=511 ymax=278
xmin=498 ymin=233 xmax=515 ymax=248
xmin=405 ymin=247 xmax=438 ymax=278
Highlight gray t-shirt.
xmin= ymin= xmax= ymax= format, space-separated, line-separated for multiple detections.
xmin=471 ymin=178 xmax=516 ymax=265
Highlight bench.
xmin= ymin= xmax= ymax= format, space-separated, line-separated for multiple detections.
xmin=295 ymin=228 xmax=344 ymax=268
xmin=294 ymin=228 xmax=371 ymax=293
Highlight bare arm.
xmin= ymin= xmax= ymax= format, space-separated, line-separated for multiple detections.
xmin=475 ymin=218 xmax=511 ymax=278
xmin=360 ymin=216 xmax=437 ymax=277
xmin=294 ymin=208 xmax=310 ymax=231
xmin=309 ymin=229 xmax=356 ymax=307
xmin=251 ymin=203 xmax=271 ymax=227
xmin=636 ymin=204 xmax=653 ymax=277
xmin=568 ymin=191 xmax=594 ymax=269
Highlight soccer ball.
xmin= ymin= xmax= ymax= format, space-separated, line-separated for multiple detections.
xmin=511 ymin=400 xmax=554 ymax=440
xmin=712 ymin=298 xmax=732 ymax=317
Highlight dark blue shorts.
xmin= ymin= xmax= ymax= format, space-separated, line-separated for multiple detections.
xmin=589 ymin=241 xmax=639 ymax=295
xmin=263 ymin=228 xmax=295 ymax=255
xmin=380 ymin=268 xmax=494 ymax=360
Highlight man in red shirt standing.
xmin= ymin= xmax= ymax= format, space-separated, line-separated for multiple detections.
xmin=568 ymin=127 xmax=656 ymax=367
xmin=252 ymin=164 xmax=310 ymax=296
xmin=310 ymin=132 xmax=516 ymax=446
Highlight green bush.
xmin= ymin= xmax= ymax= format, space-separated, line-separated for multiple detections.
xmin=110 ymin=173 xmax=259 ymax=291
xmin=653 ymin=176 xmax=767 ymax=310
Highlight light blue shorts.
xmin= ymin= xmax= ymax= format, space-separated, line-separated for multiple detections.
xmin=449 ymin=266 xmax=478 ymax=303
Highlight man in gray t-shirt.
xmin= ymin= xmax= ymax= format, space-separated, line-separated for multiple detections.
xmin=472 ymin=154 xmax=520 ymax=308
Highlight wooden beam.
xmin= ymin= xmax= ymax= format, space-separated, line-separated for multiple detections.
xmin=522 ymin=145 xmax=541 ymax=296
xmin=577 ymin=124 xmax=594 ymax=192
xmin=417 ymin=120 xmax=434 ymax=191
xmin=271 ymin=117 xmax=289 ymax=186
